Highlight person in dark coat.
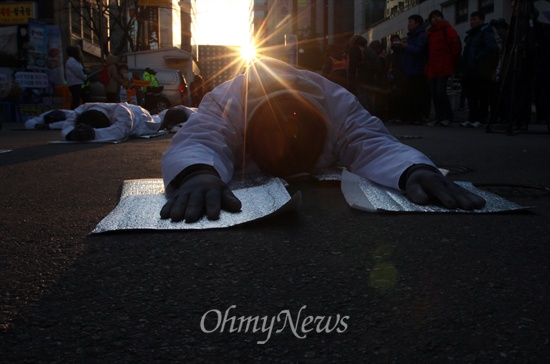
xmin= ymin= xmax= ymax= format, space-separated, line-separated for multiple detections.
xmin=347 ymin=35 xmax=378 ymax=110
xmin=460 ymin=11 xmax=499 ymax=128
xmin=399 ymin=14 xmax=430 ymax=124
xmin=322 ymin=44 xmax=348 ymax=89
xmin=386 ymin=34 xmax=407 ymax=122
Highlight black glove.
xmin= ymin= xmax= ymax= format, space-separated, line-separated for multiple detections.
xmin=66 ymin=124 xmax=95 ymax=141
xmin=160 ymin=169 xmax=242 ymax=222
xmin=402 ymin=164 xmax=486 ymax=210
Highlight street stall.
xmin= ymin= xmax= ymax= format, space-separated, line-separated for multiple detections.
xmin=0 ymin=2 xmax=68 ymax=124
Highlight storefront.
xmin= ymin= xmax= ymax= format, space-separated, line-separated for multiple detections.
xmin=0 ymin=1 xmax=68 ymax=123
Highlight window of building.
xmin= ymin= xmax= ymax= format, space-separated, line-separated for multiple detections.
xmin=479 ymin=0 xmax=494 ymax=15
xmin=455 ymin=0 xmax=468 ymax=24
xmin=69 ymin=0 xmax=105 ymax=48
xmin=71 ymin=3 xmax=81 ymax=36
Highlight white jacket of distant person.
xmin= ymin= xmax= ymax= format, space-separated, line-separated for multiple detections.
xmin=161 ymin=57 xmax=435 ymax=196
xmin=59 ymin=102 xmax=160 ymax=141
xmin=25 ymin=110 xmax=72 ymax=130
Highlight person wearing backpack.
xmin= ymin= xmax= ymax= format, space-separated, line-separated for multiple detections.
xmin=459 ymin=11 xmax=499 ymax=128
xmin=425 ymin=10 xmax=462 ymax=127
xmin=104 ymin=54 xmax=128 ymax=103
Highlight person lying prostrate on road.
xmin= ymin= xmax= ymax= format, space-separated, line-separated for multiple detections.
xmin=60 ymin=102 xmax=195 ymax=141
xmin=25 ymin=109 xmax=72 ymax=130
xmin=160 ymin=57 xmax=486 ymax=223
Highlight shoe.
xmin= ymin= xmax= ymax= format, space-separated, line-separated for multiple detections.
xmin=426 ymin=121 xmax=437 ymax=127
xmin=439 ymin=120 xmax=452 ymax=127
xmin=471 ymin=121 xmax=481 ymax=128
xmin=460 ymin=121 xmax=473 ymax=128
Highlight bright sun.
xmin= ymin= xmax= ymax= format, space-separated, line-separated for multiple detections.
xmin=196 ymin=1 xmax=251 ymax=47
xmin=240 ymin=43 xmax=257 ymax=62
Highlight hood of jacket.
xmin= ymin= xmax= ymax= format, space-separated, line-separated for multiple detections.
xmin=426 ymin=20 xmax=452 ymax=34
xmin=243 ymin=58 xmax=330 ymax=128
xmin=407 ymin=22 xmax=428 ymax=37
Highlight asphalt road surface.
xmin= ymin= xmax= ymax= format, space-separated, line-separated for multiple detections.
xmin=1 ymin=122 xmax=549 ymax=363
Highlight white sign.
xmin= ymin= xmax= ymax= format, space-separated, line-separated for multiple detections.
xmin=15 ymin=72 xmax=49 ymax=88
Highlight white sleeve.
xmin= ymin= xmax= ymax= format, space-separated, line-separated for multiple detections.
xmin=93 ymin=104 xmax=133 ymax=141
xmin=319 ymin=77 xmax=435 ymax=190
xmin=161 ymin=78 xmax=245 ymax=196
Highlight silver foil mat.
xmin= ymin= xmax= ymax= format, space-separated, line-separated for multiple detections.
xmin=341 ymin=170 xmax=526 ymax=213
xmin=92 ymin=168 xmax=524 ymax=234
xmin=92 ymin=177 xmax=300 ymax=233
xmin=49 ymin=131 xmax=168 ymax=144
xmin=136 ymin=130 xmax=169 ymax=139
xmin=49 ymin=139 xmax=125 ymax=144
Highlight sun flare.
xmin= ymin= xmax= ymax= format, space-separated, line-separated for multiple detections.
xmin=240 ymin=43 xmax=257 ymax=63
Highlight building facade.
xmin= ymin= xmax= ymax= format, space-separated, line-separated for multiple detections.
xmin=250 ymin=0 xmax=512 ymax=67
xmin=197 ymin=45 xmax=244 ymax=89
xmin=363 ymin=0 xmax=511 ymax=48
xmin=251 ymin=0 xmax=382 ymax=68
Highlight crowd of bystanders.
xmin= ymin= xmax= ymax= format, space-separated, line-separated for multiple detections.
xmin=323 ymin=5 xmax=549 ymax=131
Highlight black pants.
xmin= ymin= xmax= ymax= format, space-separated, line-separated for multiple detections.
xmin=69 ymin=84 xmax=82 ymax=110
xmin=429 ymin=76 xmax=453 ymax=122
xmin=105 ymin=92 xmax=120 ymax=103
xmin=403 ymin=74 xmax=430 ymax=122
xmin=463 ymin=74 xmax=492 ymax=123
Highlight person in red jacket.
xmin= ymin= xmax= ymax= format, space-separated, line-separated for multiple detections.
xmin=424 ymin=10 xmax=462 ymax=127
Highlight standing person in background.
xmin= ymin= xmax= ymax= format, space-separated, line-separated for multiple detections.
xmin=398 ymin=14 xmax=430 ymax=125
xmin=118 ymin=64 xmax=130 ymax=104
xmin=65 ymin=46 xmax=87 ymax=109
xmin=190 ymin=75 xmax=205 ymax=107
xmin=105 ymin=54 xmax=128 ymax=103
xmin=425 ymin=10 xmax=462 ymax=127
xmin=386 ymin=34 xmax=407 ymax=123
xmin=142 ymin=68 xmax=160 ymax=111
xmin=143 ymin=68 xmax=159 ymax=90
xmin=368 ymin=40 xmax=390 ymax=121
xmin=347 ymin=35 xmax=378 ymax=111
xmin=346 ymin=35 xmax=366 ymax=97
xmin=460 ymin=11 xmax=499 ymax=128
xmin=322 ymin=45 xmax=348 ymax=90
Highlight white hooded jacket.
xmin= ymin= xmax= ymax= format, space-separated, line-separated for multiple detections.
xmin=60 ymin=102 xmax=161 ymax=141
xmin=161 ymin=58 xmax=434 ymax=196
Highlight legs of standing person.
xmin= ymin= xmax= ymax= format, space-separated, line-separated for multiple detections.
xmin=477 ymin=78 xmax=491 ymax=124
xmin=459 ymin=75 xmax=466 ymax=110
xmin=388 ymin=81 xmax=405 ymax=122
xmin=463 ymin=74 xmax=479 ymax=122
xmin=105 ymin=92 xmax=120 ymax=103
xmin=487 ymin=80 xmax=499 ymax=126
xmin=430 ymin=76 xmax=452 ymax=124
xmin=533 ymin=74 xmax=549 ymax=124
xmin=357 ymin=82 xmax=375 ymax=112
xmin=464 ymin=75 xmax=491 ymax=125
xmin=69 ymin=84 xmax=82 ymax=110
xmin=404 ymin=75 xmax=429 ymax=124
xmin=421 ymin=76 xmax=432 ymax=122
